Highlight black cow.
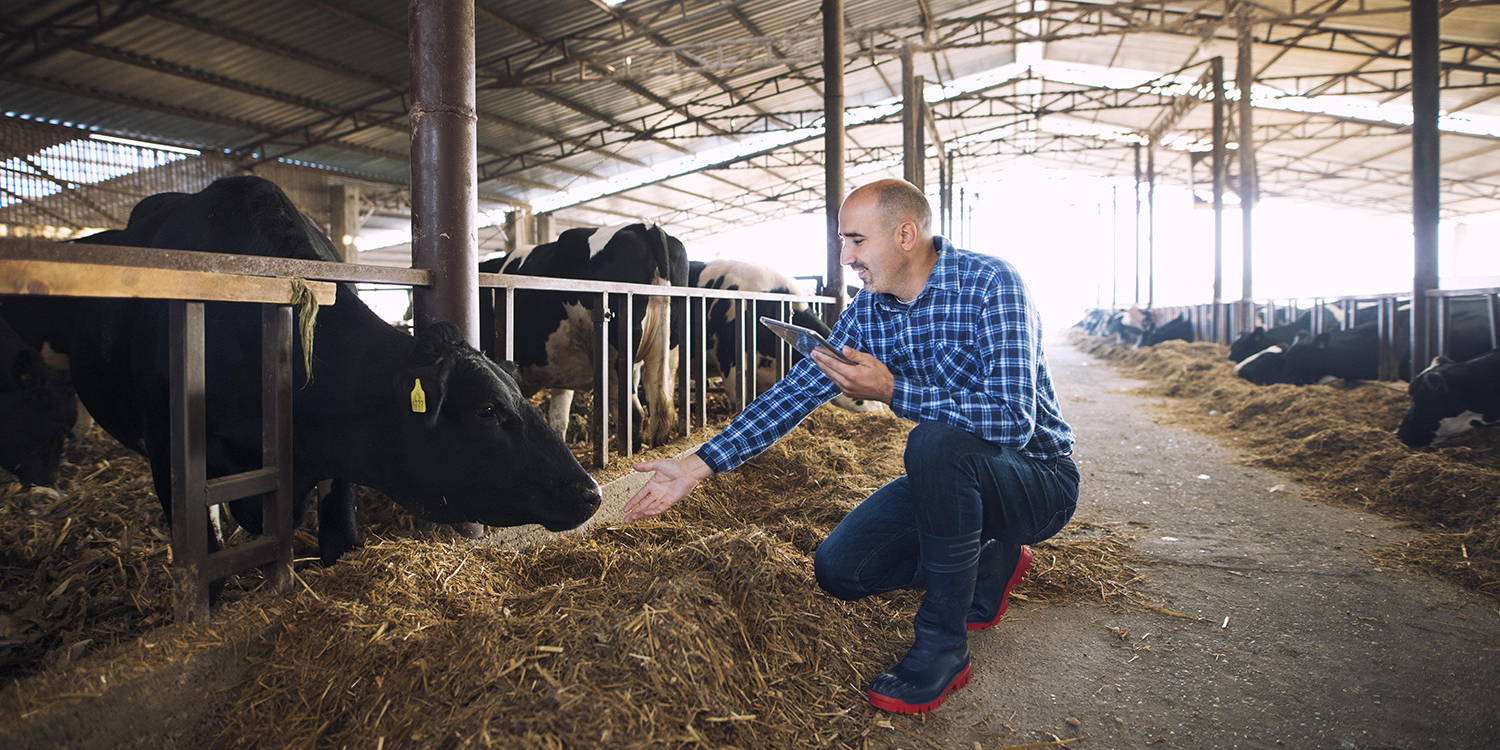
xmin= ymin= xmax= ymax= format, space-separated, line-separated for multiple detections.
xmin=1268 ymin=307 xmax=1491 ymax=386
xmin=1229 ymin=311 xmax=1318 ymax=363
xmin=479 ymin=223 xmax=687 ymax=445
xmin=0 ymin=317 xmax=77 ymax=487
xmin=64 ymin=176 xmax=600 ymax=565
xmin=689 ymin=259 xmax=880 ymax=413
xmin=1397 ymin=349 xmax=1500 ymax=447
xmin=1138 ymin=313 xmax=1195 ymax=347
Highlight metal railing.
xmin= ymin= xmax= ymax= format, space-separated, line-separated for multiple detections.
xmin=1112 ymin=287 xmax=1500 ymax=381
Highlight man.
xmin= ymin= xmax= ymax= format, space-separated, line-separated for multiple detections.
xmin=623 ymin=178 xmax=1078 ymax=714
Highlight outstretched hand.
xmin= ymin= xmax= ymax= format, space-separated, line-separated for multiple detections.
xmin=811 ymin=345 xmax=894 ymax=404
xmin=622 ymin=453 xmax=714 ymax=523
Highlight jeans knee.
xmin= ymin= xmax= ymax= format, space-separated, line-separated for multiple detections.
xmin=813 ymin=545 xmax=863 ymax=601
xmin=905 ymin=421 xmax=968 ymax=474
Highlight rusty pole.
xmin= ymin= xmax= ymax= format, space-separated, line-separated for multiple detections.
xmin=1412 ymin=0 xmax=1441 ymax=374
xmin=409 ymin=0 xmax=478 ymax=344
xmin=823 ymin=0 xmax=846 ymax=323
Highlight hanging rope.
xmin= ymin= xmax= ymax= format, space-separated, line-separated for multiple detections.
xmin=289 ymin=278 xmax=319 ymax=388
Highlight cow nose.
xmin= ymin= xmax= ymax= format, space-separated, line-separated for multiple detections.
xmin=579 ymin=480 xmax=603 ymax=510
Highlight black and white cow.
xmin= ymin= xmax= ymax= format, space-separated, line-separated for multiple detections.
xmin=0 ymin=316 xmax=77 ymax=487
xmin=1137 ymin=313 xmax=1195 ymax=347
xmin=1397 ymin=349 xmax=1500 ymax=447
xmin=1247 ymin=306 xmax=1491 ymax=386
xmin=63 ymin=176 xmax=600 ymax=565
xmin=689 ymin=259 xmax=881 ymax=413
xmin=479 ymin=223 xmax=687 ymax=445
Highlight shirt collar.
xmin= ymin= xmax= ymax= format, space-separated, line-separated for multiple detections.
xmin=872 ymin=235 xmax=959 ymax=310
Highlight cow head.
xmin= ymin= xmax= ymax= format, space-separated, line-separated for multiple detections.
xmin=0 ymin=348 xmax=77 ymax=487
xmin=1398 ymin=356 xmax=1472 ymax=448
xmin=1281 ymin=332 xmax=1332 ymax=385
xmin=380 ymin=323 xmax=601 ymax=531
xmin=1227 ymin=326 xmax=1268 ymax=363
xmin=1235 ymin=345 xmax=1286 ymax=385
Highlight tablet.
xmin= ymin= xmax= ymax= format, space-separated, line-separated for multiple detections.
xmin=759 ymin=316 xmax=856 ymax=365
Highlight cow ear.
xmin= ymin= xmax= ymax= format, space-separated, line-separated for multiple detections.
xmin=10 ymin=348 xmax=41 ymax=387
xmin=1253 ymin=326 xmax=1265 ymax=335
xmin=495 ymin=358 xmax=520 ymax=381
xmin=1425 ymin=370 xmax=1449 ymax=394
xmin=397 ymin=360 xmax=451 ymax=429
xmin=1314 ymin=332 xmax=1331 ymax=349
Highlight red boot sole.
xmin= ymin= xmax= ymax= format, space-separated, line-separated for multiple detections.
xmin=967 ymin=545 xmax=1034 ymax=631
xmin=867 ymin=663 xmax=972 ymax=714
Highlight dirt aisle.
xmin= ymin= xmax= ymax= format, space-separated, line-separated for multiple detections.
xmin=917 ymin=337 xmax=1500 ymax=749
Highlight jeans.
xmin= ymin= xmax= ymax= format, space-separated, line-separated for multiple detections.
xmin=815 ymin=421 xmax=1080 ymax=601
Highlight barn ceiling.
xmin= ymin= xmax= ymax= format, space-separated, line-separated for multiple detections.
xmin=4 ymin=0 xmax=1500 ymax=261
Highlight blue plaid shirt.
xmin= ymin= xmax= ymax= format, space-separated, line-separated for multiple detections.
xmin=696 ymin=236 xmax=1074 ymax=473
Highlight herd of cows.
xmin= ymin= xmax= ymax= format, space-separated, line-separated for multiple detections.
xmin=1076 ymin=304 xmax=1500 ymax=449
xmin=0 ymin=176 xmax=876 ymax=568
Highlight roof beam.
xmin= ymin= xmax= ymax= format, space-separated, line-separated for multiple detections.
xmin=0 ymin=0 xmax=178 ymax=74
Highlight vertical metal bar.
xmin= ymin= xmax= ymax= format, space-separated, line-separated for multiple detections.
xmin=1211 ymin=57 xmax=1226 ymax=344
xmin=695 ymin=295 xmax=707 ymax=429
xmin=170 ymin=301 xmax=209 ymax=623
xmin=823 ymin=0 xmax=847 ymax=326
xmin=676 ymin=289 xmax=691 ymax=437
xmin=261 ymin=304 xmax=293 ymax=592
xmin=1436 ymin=295 xmax=1450 ymax=359
xmin=592 ymin=295 xmax=609 ymax=470
xmin=737 ymin=299 xmax=752 ymax=409
xmin=617 ymin=293 xmax=634 ymax=458
xmin=777 ymin=300 xmax=789 ymax=381
xmin=503 ymin=287 xmax=515 ymax=362
xmin=1412 ymin=0 xmax=1441 ymax=375
xmin=409 ymin=0 xmax=479 ymax=344
xmin=1146 ymin=141 xmax=1156 ymax=308
xmin=1489 ymin=293 xmax=1500 ymax=349
xmin=902 ymin=45 xmax=921 ymax=188
xmin=1377 ymin=297 xmax=1395 ymax=381
xmin=1133 ymin=142 xmax=1142 ymax=305
xmin=1237 ymin=0 xmax=1257 ymax=305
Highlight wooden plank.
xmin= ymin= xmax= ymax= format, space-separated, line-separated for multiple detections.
xmin=0 ymin=260 xmax=336 ymax=305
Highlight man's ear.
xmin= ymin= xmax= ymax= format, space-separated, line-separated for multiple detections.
xmin=895 ymin=219 xmax=918 ymax=251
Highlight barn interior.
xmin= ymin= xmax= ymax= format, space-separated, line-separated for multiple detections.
xmin=5 ymin=1 xmax=1500 ymax=748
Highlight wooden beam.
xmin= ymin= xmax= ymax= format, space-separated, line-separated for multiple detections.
xmin=0 ymin=260 xmax=336 ymax=305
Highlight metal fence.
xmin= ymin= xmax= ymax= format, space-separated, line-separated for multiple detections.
xmin=1133 ymin=288 xmax=1500 ymax=381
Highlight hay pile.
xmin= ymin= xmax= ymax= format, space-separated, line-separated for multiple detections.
xmin=1075 ymin=333 xmax=1500 ymax=594
xmin=0 ymin=431 xmax=266 ymax=684
xmin=4 ymin=402 xmax=1145 ymax=748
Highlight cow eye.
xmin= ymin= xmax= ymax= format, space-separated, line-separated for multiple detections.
xmin=476 ymin=404 xmax=506 ymax=423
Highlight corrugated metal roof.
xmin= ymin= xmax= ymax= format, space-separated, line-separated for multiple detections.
xmin=3 ymin=0 xmax=1499 ymax=253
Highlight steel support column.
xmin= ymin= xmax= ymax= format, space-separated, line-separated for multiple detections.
xmin=1147 ymin=141 xmax=1156 ymax=308
xmin=410 ymin=0 xmax=479 ymax=344
xmin=823 ymin=0 xmax=846 ymax=324
xmin=902 ymin=47 xmax=924 ymax=190
xmin=1133 ymin=143 xmax=1142 ymax=305
xmin=1211 ymin=57 xmax=1227 ymax=343
xmin=1412 ymin=0 xmax=1441 ymax=374
xmin=1237 ymin=1 xmax=1257 ymax=328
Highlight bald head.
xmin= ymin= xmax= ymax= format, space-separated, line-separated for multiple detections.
xmin=846 ymin=179 xmax=932 ymax=241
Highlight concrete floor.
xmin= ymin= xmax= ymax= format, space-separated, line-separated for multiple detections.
xmin=899 ymin=336 xmax=1500 ymax=750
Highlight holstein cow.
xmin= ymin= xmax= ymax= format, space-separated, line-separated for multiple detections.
xmin=0 ymin=316 xmax=77 ymax=487
xmin=1397 ymin=349 xmax=1500 ymax=447
xmin=65 ymin=176 xmax=601 ymax=565
xmin=1252 ymin=306 xmax=1492 ymax=386
xmin=1228 ymin=307 xmax=1369 ymax=363
xmin=689 ymin=259 xmax=881 ymax=413
xmin=479 ymin=223 xmax=687 ymax=446
xmin=1137 ymin=313 xmax=1195 ymax=347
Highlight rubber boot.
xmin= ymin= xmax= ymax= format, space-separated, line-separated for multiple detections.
xmin=967 ymin=540 xmax=1033 ymax=631
xmin=868 ymin=530 xmax=981 ymax=714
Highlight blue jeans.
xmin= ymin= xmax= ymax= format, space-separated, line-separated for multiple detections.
xmin=815 ymin=421 xmax=1080 ymax=601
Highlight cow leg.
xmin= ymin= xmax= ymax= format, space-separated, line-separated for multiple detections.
xmin=317 ymin=480 xmax=360 ymax=566
xmin=546 ymin=389 xmax=575 ymax=441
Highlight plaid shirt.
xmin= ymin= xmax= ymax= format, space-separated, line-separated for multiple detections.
xmin=696 ymin=236 xmax=1074 ymax=473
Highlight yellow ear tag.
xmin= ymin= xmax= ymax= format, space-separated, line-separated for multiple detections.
xmin=410 ymin=378 xmax=427 ymax=413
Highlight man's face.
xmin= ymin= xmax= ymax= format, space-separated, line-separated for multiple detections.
xmin=838 ymin=194 xmax=903 ymax=295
